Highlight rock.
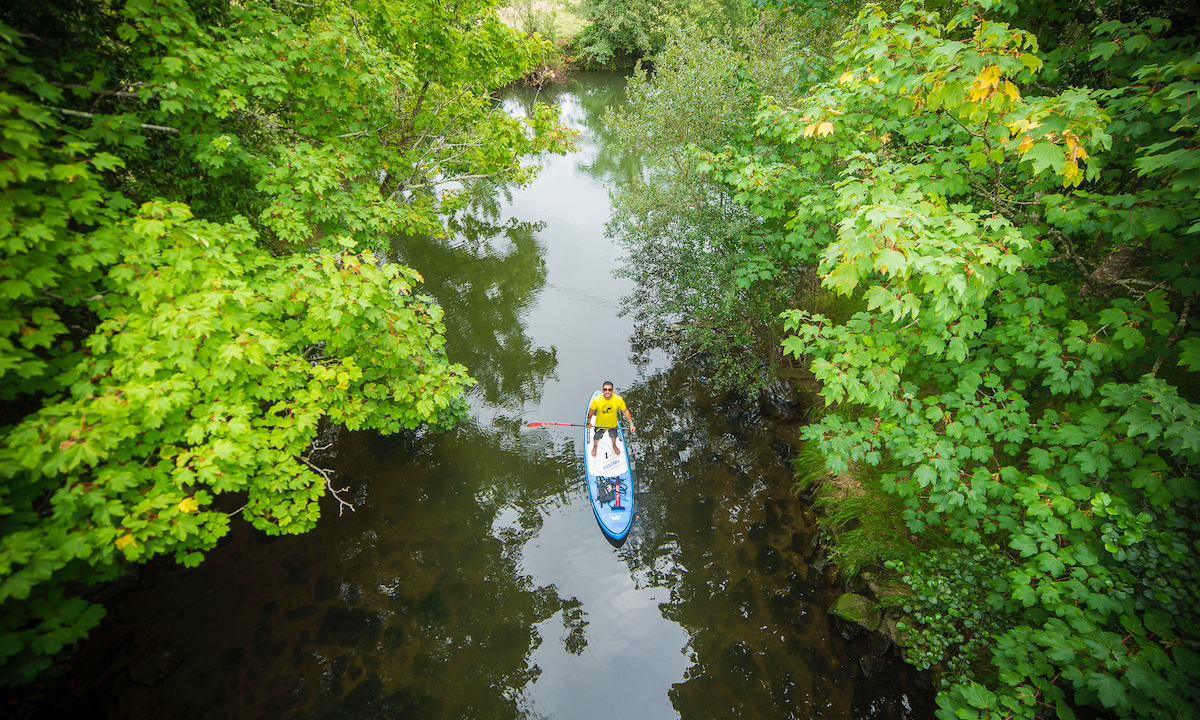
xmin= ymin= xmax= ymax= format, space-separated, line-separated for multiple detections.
xmin=327 ymin=674 xmax=382 ymax=719
xmin=914 ymin=669 xmax=938 ymax=692
xmin=880 ymin=612 xmax=917 ymax=648
xmin=867 ymin=630 xmax=891 ymax=656
xmin=833 ymin=616 xmax=862 ymax=640
xmin=381 ymin=626 xmax=407 ymax=651
xmin=728 ymin=578 xmax=759 ymax=620
xmin=754 ymin=544 xmax=782 ymax=573
xmin=860 ymin=571 xmax=886 ymax=596
xmin=281 ymin=554 xmax=311 ymax=585
xmin=720 ymin=642 xmax=762 ymax=690
xmin=128 ymin=645 xmax=183 ymax=687
xmin=314 ymin=575 xmax=339 ymax=602
xmin=829 ymin=593 xmax=881 ymax=632
xmin=765 ymin=592 xmax=793 ymax=624
xmin=859 ymin=654 xmax=897 ymax=685
xmin=416 ymin=588 xmax=448 ymax=625
xmin=810 ymin=549 xmax=826 ymax=574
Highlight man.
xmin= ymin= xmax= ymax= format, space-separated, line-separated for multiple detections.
xmin=586 ymin=381 xmax=635 ymax=457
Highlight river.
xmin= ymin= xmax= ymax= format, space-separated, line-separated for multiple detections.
xmin=27 ymin=73 xmax=932 ymax=720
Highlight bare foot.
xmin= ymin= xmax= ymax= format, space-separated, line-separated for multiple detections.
xmin=591 ymin=447 xmax=597 ymax=457
xmin=613 ymin=447 xmax=621 ymax=456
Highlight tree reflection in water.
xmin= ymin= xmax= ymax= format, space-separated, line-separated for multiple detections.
xmin=22 ymin=72 xmax=935 ymax=720
xmin=26 ymin=419 xmax=584 ymax=719
xmin=616 ymin=363 xmax=932 ymax=719
xmin=395 ymin=200 xmax=558 ymax=411
xmin=502 ymin=72 xmax=644 ymax=187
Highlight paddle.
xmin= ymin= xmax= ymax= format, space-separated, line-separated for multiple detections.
xmin=526 ymin=421 xmax=637 ymax=431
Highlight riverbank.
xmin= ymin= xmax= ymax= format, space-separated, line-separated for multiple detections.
xmin=497 ymin=0 xmax=642 ymax=87
xmin=794 ymin=431 xmax=1020 ymax=693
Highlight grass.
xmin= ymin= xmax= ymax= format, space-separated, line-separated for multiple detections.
xmin=793 ymin=441 xmax=932 ymax=579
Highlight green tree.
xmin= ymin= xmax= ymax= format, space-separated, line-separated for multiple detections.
xmin=576 ymin=0 xmax=753 ymax=64
xmin=0 ymin=0 xmax=572 ymax=684
xmin=697 ymin=0 xmax=1199 ymax=717
xmin=606 ymin=20 xmax=831 ymax=391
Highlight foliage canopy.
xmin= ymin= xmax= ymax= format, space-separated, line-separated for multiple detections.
xmin=612 ymin=0 xmax=1200 ymax=716
xmin=576 ymin=0 xmax=755 ymax=64
xmin=607 ymin=18 xmax=834 ymax=391
xmin=0 ymin=0 xmax=572 ymax=684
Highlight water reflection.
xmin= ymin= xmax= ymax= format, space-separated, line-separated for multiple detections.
xmin=619 ymin=365 xmax=930 ymax=719
xmin=23 ymin=73 xmax=933 ymax=720
xmin=395 ymin=207 xmax=558 ymax=411
xmin=31 ymin=421 xmax=592 ymax=719
xmin=503 ymin=73 xmax=643 ymax=187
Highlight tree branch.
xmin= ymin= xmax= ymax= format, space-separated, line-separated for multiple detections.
xmin=48 ymin=81 xmax=145 ymax=100
xmin=299 ymin=454 xmax=355 ymax=516
xmin=336 ymin=124 xmax=389 ymax=139
xmin=52 ymin=107 xmax=180 ymax=134
xmin=1151 ymin=292 xmax=1195 ymax=376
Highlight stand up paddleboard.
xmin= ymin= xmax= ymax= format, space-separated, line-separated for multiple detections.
xmin=584 ymin=390 xmax=635 ymax=542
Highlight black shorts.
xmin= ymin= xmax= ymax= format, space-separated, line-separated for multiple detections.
xmin=593 ymin=427 xmax=617 ymax=440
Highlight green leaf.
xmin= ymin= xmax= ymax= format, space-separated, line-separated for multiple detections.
xmin=1088 ymin=672 xmax=1129 ymax=710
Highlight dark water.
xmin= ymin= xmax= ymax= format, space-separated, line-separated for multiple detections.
xmin=26 ymin=74 xmax=932 ymax=719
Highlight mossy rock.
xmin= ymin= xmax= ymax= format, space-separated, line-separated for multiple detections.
xmin=829 ymin=592 xmax=881 ymax=632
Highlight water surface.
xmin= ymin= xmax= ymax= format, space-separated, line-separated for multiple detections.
xmin=32 ymin=73 xmax=931 ymax=720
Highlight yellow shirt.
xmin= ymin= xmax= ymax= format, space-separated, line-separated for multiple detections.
xmin=589 ymin=393 xmax=627 ymax=427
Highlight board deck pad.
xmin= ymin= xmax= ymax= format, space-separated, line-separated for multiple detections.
xmin=585 ymin=435 xmax=629 ymax=477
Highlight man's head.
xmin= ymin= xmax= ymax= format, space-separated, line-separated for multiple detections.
xmin=602 ymin=381 xmax=614 ymax=395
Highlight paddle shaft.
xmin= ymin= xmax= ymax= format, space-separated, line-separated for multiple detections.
xmin=525 ymin=421 xmax=634 ymax=430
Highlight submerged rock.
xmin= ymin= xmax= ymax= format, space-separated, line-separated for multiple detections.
xmin=867 ymin=630 xmax=892 ymax=656
xmin=128 ymin=645 xmax=182 ymax=687
xmin=859 ymin=654 xmax=897 ymax=685
xmin=720 ymin=642 xmax=762 ymax=690
xmin=833 ymin=616 xmax=863 ymax=641
xmin=282 ymin=554 xmax=311 ymax=585
xmin=317 ymin=607 xmax=383 ymax=647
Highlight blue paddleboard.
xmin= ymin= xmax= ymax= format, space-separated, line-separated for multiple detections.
xmin=584 ymin=390 xmax=635 ymax=542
